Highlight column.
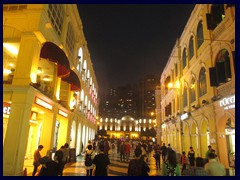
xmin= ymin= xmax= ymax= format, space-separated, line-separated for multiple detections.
xmin=12 ymin=32 xmax=41 ymax=86
xmin=3 ymin=87 xmax=35 ymax=175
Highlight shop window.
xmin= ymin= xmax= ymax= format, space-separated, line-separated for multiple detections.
xmin=35 ymin=58 xmax=56 ymax=98
xmin=197 ymin=20 xmax=204 ymax=49
xmin=59 ymin=80 xmax=70 ymax=108
xmin=198 ymin=67 xmax=207 ymax=97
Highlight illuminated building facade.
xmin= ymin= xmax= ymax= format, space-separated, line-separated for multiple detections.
xmin=156 ymin=4 xmax=235 ymax=170
xmin=98 ymin=115 xmax=156 ymax=139
xmin=3 ymin=4 xmax=99 ymax=175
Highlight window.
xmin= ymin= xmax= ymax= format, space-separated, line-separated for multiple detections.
xmin=189 ymin=36 xmax=194 ymax=60
xmin=183 ymin=86 xmax=188 ymax=108
xmin=216 ymin=49 xmax=232 ymax=83
xmin=77 ymin=47 xmax=83 ymax=72
xmin=175 ymin=63 xmax=178 ymax=77
xmin=206 ymin=4 xmax=225 ymax=30
xmin=48 ymin=4 xmax=64 ymax=36
xmin=3 ymin=4 xmax=27 ymax=11
xmin=182 ymin=48 xmax=187 ymax=69
xmin=199 ymin=67 xmax=207 ymax=97
xmin=66 ymin=23 xmax=75 ymax=56
xmin=190 ymin=78 xmax=196 ymax=103
xmin=197 ymin=21 xmax=204 ymax=49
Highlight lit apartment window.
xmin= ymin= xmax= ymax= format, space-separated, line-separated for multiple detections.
xmin=48 ymin=4 xmax=64 ymax=36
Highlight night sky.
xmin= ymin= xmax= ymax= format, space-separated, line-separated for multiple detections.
xmin=77 ymin=4 xmax=195 ymax=96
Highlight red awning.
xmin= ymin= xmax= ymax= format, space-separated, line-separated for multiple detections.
xmin=62 ymin=70 xmax=81 ymax=91
xmin=40 ymin=42 xmax=70 ymax=77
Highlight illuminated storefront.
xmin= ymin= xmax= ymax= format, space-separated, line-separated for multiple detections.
xmin=3 ymin=4 xmax=99 ymax=175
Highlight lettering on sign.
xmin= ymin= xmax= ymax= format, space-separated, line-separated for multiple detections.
xmin=219 ymin=95 xmax=235 ymax=110
xmin=35 ymin=97 xmax=53 ymax=110
xmin=181 ymin=113 xmax=189 ymax=121
xmin=3 ymin=106 xmax=11 ymax=115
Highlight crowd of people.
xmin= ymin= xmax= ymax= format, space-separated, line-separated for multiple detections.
xmin=31 ymin=139 xmax=227 ymax=176
xmin=32 ymin=143 xmax=70 ymax=176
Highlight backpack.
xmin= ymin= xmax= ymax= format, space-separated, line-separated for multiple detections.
xmin=164 ymin=162 xmax=177 ymax=176
xmin=85 ymin=151 xmax=93 ymax=166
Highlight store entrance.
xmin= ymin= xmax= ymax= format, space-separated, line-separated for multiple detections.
xmin=225 ymin=118 xmax=235 ymax=168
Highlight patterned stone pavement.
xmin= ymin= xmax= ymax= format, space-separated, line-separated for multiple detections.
xmin=62 ymin=148 xmax=162 ymax=176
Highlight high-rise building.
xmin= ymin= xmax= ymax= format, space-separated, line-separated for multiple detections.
xmin=138 ymin=75 xmax=159 ymax=119
xmin=100 ymin=85 xmax=138 ymax=119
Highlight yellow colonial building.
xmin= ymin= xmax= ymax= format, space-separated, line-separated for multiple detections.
xmin=156 ymin=4 xmax=235 ymax=171
xmin=98 ymin=115 xmax=157 ymax=140
xmin=3 ymin=4 xmax=99 ymax=175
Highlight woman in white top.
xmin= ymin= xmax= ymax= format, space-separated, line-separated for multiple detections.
xmin=84 ymin=144 xmax=95 ymax=176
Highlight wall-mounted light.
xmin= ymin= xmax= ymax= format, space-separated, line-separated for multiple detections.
xmin=43 ymin=75 xmax=51 ymax=81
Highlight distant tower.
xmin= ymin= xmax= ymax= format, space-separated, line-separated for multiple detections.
xmin=138 ymin=75 xmax=159 ymax=119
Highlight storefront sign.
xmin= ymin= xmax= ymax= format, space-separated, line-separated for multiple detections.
xmin=35 ymin=97 xmax=52 ymax=110
xmin=58 ymin=109 xmax=68 ymax=117
xmin=220 ymin=95 xmax=235 ymax=110
xmin=181 ymin=113 xmax=189 ymax=121
xmin=3 ymin=106 xmax=11 ymax=115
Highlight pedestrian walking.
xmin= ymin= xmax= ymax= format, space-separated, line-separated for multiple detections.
xmin=54 ymin=146 xmax=64 ymax=176
xmin=188 ymin=146 xmax=195 ymax=167
xmin=205 ymin=145 xmax=214 ymax=163
xmin=162 ymin=149 xmax=181 ymax=176
xmin=153 ymin=149 xmax=161 ymax=169
xmin=161 ymin=143 xmax=167 ymax=161
xmin=127 ymin=148 xmax=150 ymax=176
xmin=32 ymin=145 xmax=44 ymax=176
xmin=59 ymin=143 xmax=69 ymax=176
xmin=204 ymin=152 xmax=226 ymax=176
xmin=92 ymin=144 xmax=110 ymax=176
xmin=119 ymin=141 xmax=126 ymax=162
xmin=84 ymin=144 xmax=95 ymax=176
xmin=181 ymin=151 xmax=187 ymax=175
xmin=125 ymin=141 xmax=131 ymax=162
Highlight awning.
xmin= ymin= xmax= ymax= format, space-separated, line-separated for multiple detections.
xmin=40 ymin=42 xmax=70 ymax=77
xmin=62 ymin=69 xmax=81 ymax=91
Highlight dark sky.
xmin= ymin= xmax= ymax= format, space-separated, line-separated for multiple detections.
xmin=77 ymin=4 xmax=195 ymax=96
